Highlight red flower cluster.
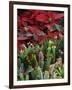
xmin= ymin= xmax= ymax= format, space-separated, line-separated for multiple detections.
xmin=17 ymin=10 xmax=64 ymax=49
xmin=18 ymin=10 xmax=64 ymax=26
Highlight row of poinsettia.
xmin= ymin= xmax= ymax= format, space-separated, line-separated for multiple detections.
xmin=17 ymin=10 xmax=64 ymax=51
xmin=18 ymin=10 xmax=64 ymax=26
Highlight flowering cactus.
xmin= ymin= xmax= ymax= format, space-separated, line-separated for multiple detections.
xmin=39 ymin=49 xmax=44 ymax=69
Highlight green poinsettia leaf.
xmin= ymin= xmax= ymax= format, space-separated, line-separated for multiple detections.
xmin=54 ymin=25 xmax=60 ymax=31
xmin=18 ymin=32 xmax=26 ymax=36
xmin=50 ymin=24 xmax=61 ymax=32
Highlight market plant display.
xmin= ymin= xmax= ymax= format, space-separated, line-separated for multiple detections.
xmin=17 ymin=9 xmax=64 ymax=80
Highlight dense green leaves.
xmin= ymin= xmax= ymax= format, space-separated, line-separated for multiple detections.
xmin=31 ymin=66 xmax=43 ymax=80
xmin=17 ymin=38 xmax=64 ymax=80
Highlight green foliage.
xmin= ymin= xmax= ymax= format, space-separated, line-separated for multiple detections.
xmin=19 ymin=73 xmax=25 ymax=80
xmin=44 ymin=58 xmax=52 ymax=71
xmin=42 ymin=39 xmax=48 ymax=56
xmin=55 ymin=64 xmax=64 ymax=78
xmin=44 ymin=70 xmax=50 ymax=79
xmin=56 ymin=38 xmax=64 ymax=58
xmin=17 ymin=38 xmax=64 ymax=80
xmin=50 ymin=24 xmax=61 ymax=32
xmin=20 ymin=46 xmax=34 ymax=60
xmin=31 ymin=66 xmax=43 ymax=80
xmin=31 ymin=54 xmax=37 ymax=68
